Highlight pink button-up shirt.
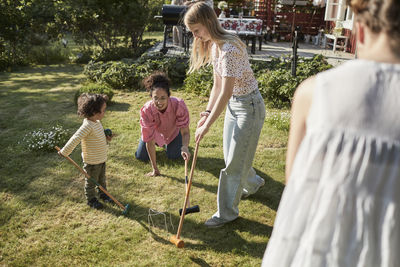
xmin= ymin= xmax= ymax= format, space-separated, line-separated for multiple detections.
xmin=140 ymin=97 xmax=190 ymax=146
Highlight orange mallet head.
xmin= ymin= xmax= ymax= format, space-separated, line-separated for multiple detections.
xmin=170 ymin=235 xmax=184 ymax=248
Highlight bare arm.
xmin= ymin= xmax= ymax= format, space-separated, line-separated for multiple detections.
xmin=285 ymin=76 xmax=315 ymax=183
xmin=180 ymin=126 xmax=191 ymax=160
xmin=198 ymin=71 xmax=222 ymax=127
xmin=195 ymin=74 xmax=235 ymax=143
xmin=207 ymin=72 xmax=222 ymax=111
xmin=146 ymin=140 xmax=160 ymax=176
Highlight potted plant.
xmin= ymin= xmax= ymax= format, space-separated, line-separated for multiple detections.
xmin=218 ymin=1 xmax=228 ymax=18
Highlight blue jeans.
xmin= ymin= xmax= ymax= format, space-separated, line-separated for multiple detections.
xmin=135 ymin=131 xmax=183 ymax=161
xmin=213 ymin=90 xmax=266 ymax=222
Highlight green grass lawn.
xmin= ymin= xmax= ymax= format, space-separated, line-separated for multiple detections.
xmin=0 ymin=64 xmax=287 ymax=266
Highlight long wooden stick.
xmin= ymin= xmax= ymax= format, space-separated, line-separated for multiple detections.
xmin=175 ymin=142 xmax=199 ymax=240
xmin=55 ymin=146 xmax=126 ymax=211
xmin=184 ymin=159 xmax=190 ymax=208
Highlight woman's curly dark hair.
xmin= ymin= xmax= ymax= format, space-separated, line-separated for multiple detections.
xmin=142 ymin=71 xmax=171 ymax=97
xmin=77 ymin=93 xmax=108 ymax=118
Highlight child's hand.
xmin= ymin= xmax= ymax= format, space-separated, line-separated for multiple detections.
xmin=58 ymin=151 xmax=64 ymax=157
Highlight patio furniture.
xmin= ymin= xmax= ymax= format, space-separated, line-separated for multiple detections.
xmin=324 ymin=34 xmax=349 ymax=52
xmin=218 ymin=18 xmax=263 ymax=54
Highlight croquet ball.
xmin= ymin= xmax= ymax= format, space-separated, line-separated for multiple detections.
xmin=104 ymin=128 xmax=112 ymax=137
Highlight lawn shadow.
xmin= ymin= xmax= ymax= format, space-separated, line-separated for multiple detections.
xmin=128 ymin=153 xmax=284 ymax=212
xmin=194 ymin=156 xmax=285 ymax=212
xmin=189 ymin=257 xmax=211 ymax=267
xmin=245 ymin=167 xmax=285 ymax=212
xmin=122 ymin=201 xmax=270 ymax=259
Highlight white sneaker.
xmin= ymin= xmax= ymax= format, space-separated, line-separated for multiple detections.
xmin=204 ymin=217 xmax=229 ymax=228
xmin=242 ymin=176 xmax=265 ymax=198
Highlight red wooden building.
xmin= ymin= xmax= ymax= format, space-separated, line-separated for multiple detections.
xmin=251 ymin=0 xmax=356 ymax=53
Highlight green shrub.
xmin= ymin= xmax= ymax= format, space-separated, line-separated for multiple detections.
xmin=250 ymin=57 xmax=282 ymax=75
xmin=258 ymin=69 xmax=299 ymax=108
xmin=183 ymin=65 xmax=213 ymax=97
xmin=0 ymin=52 xmax=29 ymax=72
xmin=28 ymin=44 xmax=69 ymax=65
xmin=266 ymin=110 xmax=291 ymax=131
xmin=71 ymin=49 xmax=93 ymax=64
xmin=101 ymin=61 xmax=139 ymax=90
xmin=83 ymin=54 xmax=188 ymax=91
xmin=257 ymin=54 xmax=332 ymax=108
xmin=91 ymin=39 xmax=159 ymax=62
xmin=136 ymin=54 xmax=189 ymax=86
xmin=93 ymin=47 xmax=137 ymax=62
xmin=83 ymin=61 xmax=114 ymax=83
xmin=296 ymin=54 xmax=333 ymax=79
xmin=74 ymin=83 xmax=114 ymax=105
xmin=22 ymin=125 xmax=70 ymax=152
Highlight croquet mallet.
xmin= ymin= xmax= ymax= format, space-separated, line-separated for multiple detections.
xmin=55 ymin=146 xmax=130 ymax=215
xmin=179 ymin=158 xmax=200 ymax=216
xmin=170 ymin=142 xmax=200 ymax=248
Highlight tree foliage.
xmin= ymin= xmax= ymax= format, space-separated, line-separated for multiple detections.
xmin=0 ymin=0 xmax=164 ymax=70
xmin=55 ymin=0 xmax=156 ymax=51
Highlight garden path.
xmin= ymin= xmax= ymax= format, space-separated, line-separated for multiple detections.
xmin=149 ymin=38 xmax=355 ymax=67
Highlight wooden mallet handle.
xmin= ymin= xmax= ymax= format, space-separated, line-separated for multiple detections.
xmin=55 ymin=146 xmax=126 ymax=211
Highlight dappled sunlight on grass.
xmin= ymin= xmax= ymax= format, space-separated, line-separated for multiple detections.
xmin=0 ymin=64 xmax=287 ymax=266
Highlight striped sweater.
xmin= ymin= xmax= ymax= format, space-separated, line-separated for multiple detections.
xmin=60 ymin=119 xmax=107 ymax=164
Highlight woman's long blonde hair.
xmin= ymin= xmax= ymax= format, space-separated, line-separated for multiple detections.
xmin=184 ymin=2 xmax=245 ymax=73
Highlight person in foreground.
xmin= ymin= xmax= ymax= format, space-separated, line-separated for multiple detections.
xmin=184 ymin=2 xmax=266 ymax=228
xmin=135 ymin=72 xmax=190 ymax=176
xmin=262 ymin=0 xmax=400 ymax=266
xmin=59 ymin=93 xmax=113 ymax=210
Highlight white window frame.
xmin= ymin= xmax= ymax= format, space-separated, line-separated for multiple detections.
xmin=325 ymin=0 xmax=346 ymax=21
xmin=342 ymin=7 xmax=354 ymax=30
xmin=325 ymin=0 xmax=354 ymax=30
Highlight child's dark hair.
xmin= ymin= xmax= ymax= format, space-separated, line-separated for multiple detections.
xmin=77 ymin=93 xmax=108 ymax=118
xmin=142 ymin=71 xmax=171 ymax=97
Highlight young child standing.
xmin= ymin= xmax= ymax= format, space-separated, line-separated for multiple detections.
xmin=59 ymin=93 xmax=112 ymax=209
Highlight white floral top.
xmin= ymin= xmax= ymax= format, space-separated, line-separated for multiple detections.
xmin=211 ymin=42 xmax=258 ymax=96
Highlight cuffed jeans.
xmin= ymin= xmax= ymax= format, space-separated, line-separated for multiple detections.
xmin=213 ymin=89 xmax=266 ymax=222
xmin=135 ymin=132 xmax=183 ymax=161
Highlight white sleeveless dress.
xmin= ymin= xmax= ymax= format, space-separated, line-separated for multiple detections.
xmin=262 ymin=60 xmax=400 ymax=267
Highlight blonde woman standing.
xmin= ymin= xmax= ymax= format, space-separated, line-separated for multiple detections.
xmin=262 ymin=0 xmax=400 ymax=265
xmin=184 ymin=2 xmax=265 ymax=228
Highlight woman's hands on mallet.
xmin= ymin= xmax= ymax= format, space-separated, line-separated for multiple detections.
xmin=195 ymin=111 xmax=210 ymax=143
xmin=181 ymin=146 xmax=191 ymax=161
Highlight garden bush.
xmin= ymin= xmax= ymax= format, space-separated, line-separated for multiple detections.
xmin=28 ymin=44 xmax=69 ymax=65
xmin=257 ymin=54 xmax=332 ymax=108
xmin=91 ymin=39 xmax=158 ymax=62
xmin=258 ymin=69 xmax=299 ymax=108
xmin=83 ymin=61 xmax=114 ymax=83
xmin=71 ymin=49 xmax=93 ymax=64
xmin=136 ymin=54 xmax=188 ymax=85
xmin=22 ymin=125 xmax=70 ymax=152
xmin=183 ymin=65 xmax=213 ymax=97
xmin=101 ymin=61 xmax=139 ymax=90
xmin=296 ymin=54 xmax=333 ymax=79
xmin=83 ymin=53 xmax=188 ymax=91
xmin=74 ymin=83 xmax=114 ymax=105
xmin=250 ymin=57 xmax=282 ymax=75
